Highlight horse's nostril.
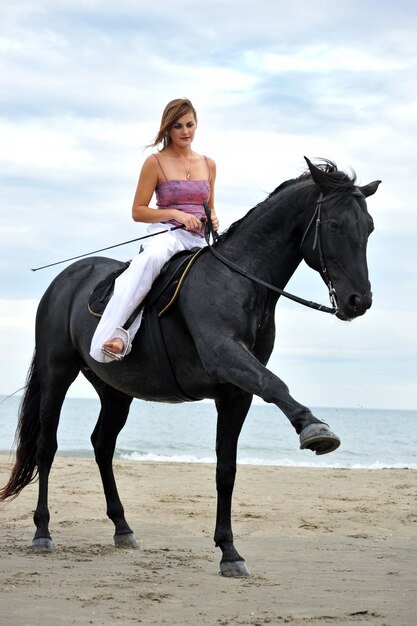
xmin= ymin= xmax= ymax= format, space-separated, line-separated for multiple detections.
xmin=348 ymin=293 xmax=372 ymax=314
xmin=349 ymin=294 xmax=363 ymax=311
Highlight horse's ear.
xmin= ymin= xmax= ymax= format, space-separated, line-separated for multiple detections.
xmin=304 ymin=156 xmax=332 ymax=192
xmin=358 ymin=180 xmax=381 ymax=198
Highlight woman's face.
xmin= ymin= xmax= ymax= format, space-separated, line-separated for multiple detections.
xmin=169 ymin=112 xmax=197 ymax=148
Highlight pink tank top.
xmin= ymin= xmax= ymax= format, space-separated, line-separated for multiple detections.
xmin=153 ymin=154 xmax=211 ymax=236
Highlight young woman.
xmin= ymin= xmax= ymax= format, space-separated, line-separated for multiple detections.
xmin=90 ymin=98 xmax=218 ymax=362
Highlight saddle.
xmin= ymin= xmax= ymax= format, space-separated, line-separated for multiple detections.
xmin=88 ymin=247 xmax=204 ymax=321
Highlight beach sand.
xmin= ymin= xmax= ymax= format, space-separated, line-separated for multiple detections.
xmin=1 ymin=455 xmax=416 ymax=625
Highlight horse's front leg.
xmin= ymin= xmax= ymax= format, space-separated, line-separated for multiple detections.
xmin=214 ymin=387 xmax=253 ymax=577
xmin=90 ymin=383 xmax=139 ymax=549
xmin=199 ymin=338 xmax=340 ymax=455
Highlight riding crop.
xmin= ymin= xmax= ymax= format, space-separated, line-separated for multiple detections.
xmin=30 ymin=223 xmax=188 ymax=272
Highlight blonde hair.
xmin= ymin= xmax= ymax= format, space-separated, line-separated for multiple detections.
xmin=150 ymin=98 xmax=197 ymax=150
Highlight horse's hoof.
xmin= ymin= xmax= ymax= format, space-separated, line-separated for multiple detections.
xmin=220 ymin=560 xmax=251 ymax=577
xmin=32 ymin=537 xmax=54 ymax=553
xmin=299 ymin=423 xmax=341 ymax=455
xmin=114 ymin=532 xmax=140 ymax=549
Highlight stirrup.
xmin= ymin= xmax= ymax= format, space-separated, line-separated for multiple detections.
xmin=101 ymin=327 xmax=132 ymax=362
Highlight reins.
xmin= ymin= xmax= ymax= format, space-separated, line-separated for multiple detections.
xmin=32 ymin=193 xmax=339 ymax=315
xmin=203 ymin=198 xmax=338 ymax=315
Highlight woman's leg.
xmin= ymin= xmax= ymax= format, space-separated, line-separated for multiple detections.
xmin=89 ymin=226 xmax=204 ymax=362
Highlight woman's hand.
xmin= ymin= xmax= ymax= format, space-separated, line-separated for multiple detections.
xmin=173 ymin=210 xmax=202 ymax=231
xmin=210 ymin=211 xmax=219 ymax=232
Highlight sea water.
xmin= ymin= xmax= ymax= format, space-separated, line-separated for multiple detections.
xmin=0 ymin=395 xmax=416 ymax=469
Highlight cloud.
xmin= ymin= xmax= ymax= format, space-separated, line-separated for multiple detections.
xmin=0 ymin=299 xmax=37 ymax=393
xmin=244 ymin=46 xmax=412 ymax=74
xmin=0 ymin=119 xmax=95 ymax=170
xmin=1 ymin=0 xmax=416 ymax=408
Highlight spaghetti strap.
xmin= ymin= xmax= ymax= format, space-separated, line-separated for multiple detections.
xmin=203 ymin=155 xmax=211 ymax=182
xmin=153 ymin=154 xmax=168 ymax=182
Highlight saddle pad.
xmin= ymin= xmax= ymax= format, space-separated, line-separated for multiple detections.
xmin=88 ymin=262 xmax=130 ymax=317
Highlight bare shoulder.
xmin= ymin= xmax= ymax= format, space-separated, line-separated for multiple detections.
xmin=136 ymin=153 xmax=161 ymax=188
xmin=204 ymin=155 xmax=216 ymax=167
xmin=142 ymin=153 xmax=159 ymax=171
xmin=192 ymin=150 xmax=215 ymax=166
xmin=139 ymin=153 xmax=160 ymax=179
xmin=205 ymin=155 xmax=216 ymax=179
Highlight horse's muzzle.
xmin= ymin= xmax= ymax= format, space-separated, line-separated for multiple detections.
xmin=336 ymin=291 xmax=372 ymax=321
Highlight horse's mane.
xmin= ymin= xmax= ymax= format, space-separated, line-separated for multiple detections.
xmin=215 ymin=159 xmax=356 ymax=246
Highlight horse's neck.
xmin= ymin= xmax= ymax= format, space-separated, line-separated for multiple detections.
xmin=220 ymin=186 xmax=309 ymax=288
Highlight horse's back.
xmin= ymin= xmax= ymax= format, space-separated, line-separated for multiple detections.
xmin=36 ymin=257 xmax=127 ymax=353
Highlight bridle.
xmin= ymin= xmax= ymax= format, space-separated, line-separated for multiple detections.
xmin=299 ymin=192 xmax=338 ymax=313
xmin=298 ymin=189 xmax=366 ymax=313
xmin=202 ymin=190 xmax=362 ymax=316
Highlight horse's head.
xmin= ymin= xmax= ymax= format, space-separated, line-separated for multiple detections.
xmin=302 ymin=158 xmax=381 ymax=321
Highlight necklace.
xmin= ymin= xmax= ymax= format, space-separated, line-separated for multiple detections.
xmin=178 ymin=154 xmax=193 ymax=180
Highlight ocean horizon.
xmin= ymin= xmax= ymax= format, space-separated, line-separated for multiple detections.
xmin=1 ymin=394 xmax=416 ymax=470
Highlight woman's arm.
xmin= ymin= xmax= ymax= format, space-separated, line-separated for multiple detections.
xmin=207 ymin=158 xmax=219 ymax=231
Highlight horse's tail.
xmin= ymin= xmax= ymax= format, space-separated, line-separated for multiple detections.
xmin=0 ymin=353 xmax=41 ymax=501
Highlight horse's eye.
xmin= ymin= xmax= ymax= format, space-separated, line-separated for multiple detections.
xmin=327 ymin=221 xmax=339 ymax=232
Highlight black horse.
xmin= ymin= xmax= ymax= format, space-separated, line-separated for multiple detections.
xmin=1 ymin=158 xmax=380 ymax=576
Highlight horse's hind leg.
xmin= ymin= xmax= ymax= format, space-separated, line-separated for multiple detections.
xmin=214 ymin=387 xmax=253 ymax=577
xmin=87 ymin=378 xmax=138 ymax=549
xmin=33 ymin=361 xmax=80 ymax=552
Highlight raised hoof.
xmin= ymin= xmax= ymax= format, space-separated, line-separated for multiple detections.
xmin=114 ymin=532 xmax=140 ymax=549
xmin=32 ymin=537 xmax=54 ymax=553
xmin=299 ymin=423 xmax=341 ymax=455
xmin=220 ymin=560 xmax=251 ymax=578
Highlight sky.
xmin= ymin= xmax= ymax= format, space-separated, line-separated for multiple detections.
xmin=1 ymin=0 xmax=416 ymax=410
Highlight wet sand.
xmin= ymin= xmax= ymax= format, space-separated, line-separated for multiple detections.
xmin=1 ymin=455 xmax=416 ymax=625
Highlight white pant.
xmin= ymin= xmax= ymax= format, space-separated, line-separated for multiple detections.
xmin=90 ymin=223 xmax=206 ymax=362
